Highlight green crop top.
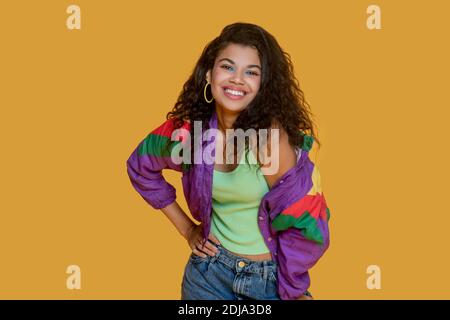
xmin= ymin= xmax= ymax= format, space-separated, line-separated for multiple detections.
xmin=211 ymin=149 xmax=271 ymax=254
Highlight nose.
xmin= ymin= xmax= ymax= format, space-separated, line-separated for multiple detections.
xmin=229 ymin=73 xmax=244 ymax=85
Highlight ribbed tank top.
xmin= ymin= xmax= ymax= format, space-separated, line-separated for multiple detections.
xmin=211 ymin=149 xmax=270 ymax=254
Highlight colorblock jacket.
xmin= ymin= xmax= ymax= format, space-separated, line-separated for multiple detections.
xmin=126 ymin=110 xmax=331 ymax=300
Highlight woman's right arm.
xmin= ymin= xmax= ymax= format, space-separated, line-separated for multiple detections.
xmin=126 ymin=119 xmax=185 ymax=209
xmin=160 ymin=201 xmax=220 ymax=257
xmin=126 ymin=118 xmax=220 ymax=256
xmin=160 ymin=201 xmax=195 ymax=241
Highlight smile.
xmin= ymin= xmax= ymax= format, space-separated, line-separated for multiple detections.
xmin=223 ymin=87 xmax=247 ymax=100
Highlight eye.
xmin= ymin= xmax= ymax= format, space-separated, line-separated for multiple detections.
xmin=246 ymin=70 xmax=259 ymax=76
xmin=220 ymin=64 xmax=259 ymax=76
xmin=221 ymin=64 xmax=233 ymax=71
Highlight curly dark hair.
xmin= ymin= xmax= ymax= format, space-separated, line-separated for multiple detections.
xmin=167 ymin=22 xmax=321 ymax=156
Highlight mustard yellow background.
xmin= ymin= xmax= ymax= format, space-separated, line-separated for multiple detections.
xmin=1 ymin=0 xmax=449 ymax=299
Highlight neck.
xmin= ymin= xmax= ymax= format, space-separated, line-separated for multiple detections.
xmin=215 ymin=105 xmax=240 ymax=134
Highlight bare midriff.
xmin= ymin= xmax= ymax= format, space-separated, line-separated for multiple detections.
xmin=226 ymin=249 xmax=273 ymax=262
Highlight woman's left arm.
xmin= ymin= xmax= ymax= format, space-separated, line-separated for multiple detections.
xmin=261 ymin=121 xmax=331 ymax=300
xmin=272 ymin=154 xmax=331 ymax=300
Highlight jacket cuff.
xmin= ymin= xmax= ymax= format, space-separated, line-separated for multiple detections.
xmin=151 ymin=195 xmax=176 ymax=210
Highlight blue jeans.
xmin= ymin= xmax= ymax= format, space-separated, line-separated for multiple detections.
xmin=181 ymin=241 xmax=280 ymax=300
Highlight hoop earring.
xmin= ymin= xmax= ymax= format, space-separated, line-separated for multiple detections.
xmin=203 ymin=82 xmax=214 ymax=104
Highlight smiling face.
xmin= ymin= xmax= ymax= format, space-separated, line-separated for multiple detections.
xmin=206 ymin=43 xmax=262 ymax=114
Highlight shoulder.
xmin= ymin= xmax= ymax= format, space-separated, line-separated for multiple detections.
xmin=259 ymin=120 xmax=297 ymax=187
xmin=269 ymin=119 xmax=296 ymax=158
xmin=149 ymin=117 xmax=191 ymax=138
xmin=138 ymin=118 xmax=191 ymax=157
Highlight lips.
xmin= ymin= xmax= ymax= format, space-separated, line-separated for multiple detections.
xmin=222 ymin=87 xmax=247 ymax=100
xmin=222 ymin=86 xmax=247 ymax=94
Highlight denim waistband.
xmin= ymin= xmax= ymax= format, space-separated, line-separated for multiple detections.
xmin=208 ymin=242 xmax=277 ymax=275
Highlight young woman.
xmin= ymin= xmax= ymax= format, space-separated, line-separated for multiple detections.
xmin=126 ymin=22 xmax=331 ymax=300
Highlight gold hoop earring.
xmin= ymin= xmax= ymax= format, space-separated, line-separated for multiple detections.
xmin=203 ymin=82 xmax=214 ymax=104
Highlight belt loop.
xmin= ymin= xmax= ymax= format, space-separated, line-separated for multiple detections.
xmin=210 ymin=245 xmax=220 ymax=264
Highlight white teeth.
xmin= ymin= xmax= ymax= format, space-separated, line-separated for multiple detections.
xmin=224 ymin=88 xmax=245 ymax=96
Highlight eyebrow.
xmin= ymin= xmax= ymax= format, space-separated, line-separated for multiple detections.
xmin=217 ymin=58 xmax=261 ymax=70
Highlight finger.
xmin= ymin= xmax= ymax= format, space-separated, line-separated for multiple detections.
xmin=204 ymin=240 xmax=219 ymax=254
xmin=208 ymin=233 xmax=221 ymax=245
xmin=192 ymin=248 xmax=207 ymax=258
xmin=196 ymin=242 xmax=216 ymax=256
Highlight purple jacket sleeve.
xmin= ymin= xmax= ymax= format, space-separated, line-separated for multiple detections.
xmin=126 ymin=119 xmax=188 ymax=209
xmin=276 ymin=217 xmax=330 ymax=299
xmin=273 ymin=164 xmax=331 ymax=300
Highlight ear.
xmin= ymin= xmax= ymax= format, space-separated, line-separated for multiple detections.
xmin=206 ymin=70 xmax=211 ymax=83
